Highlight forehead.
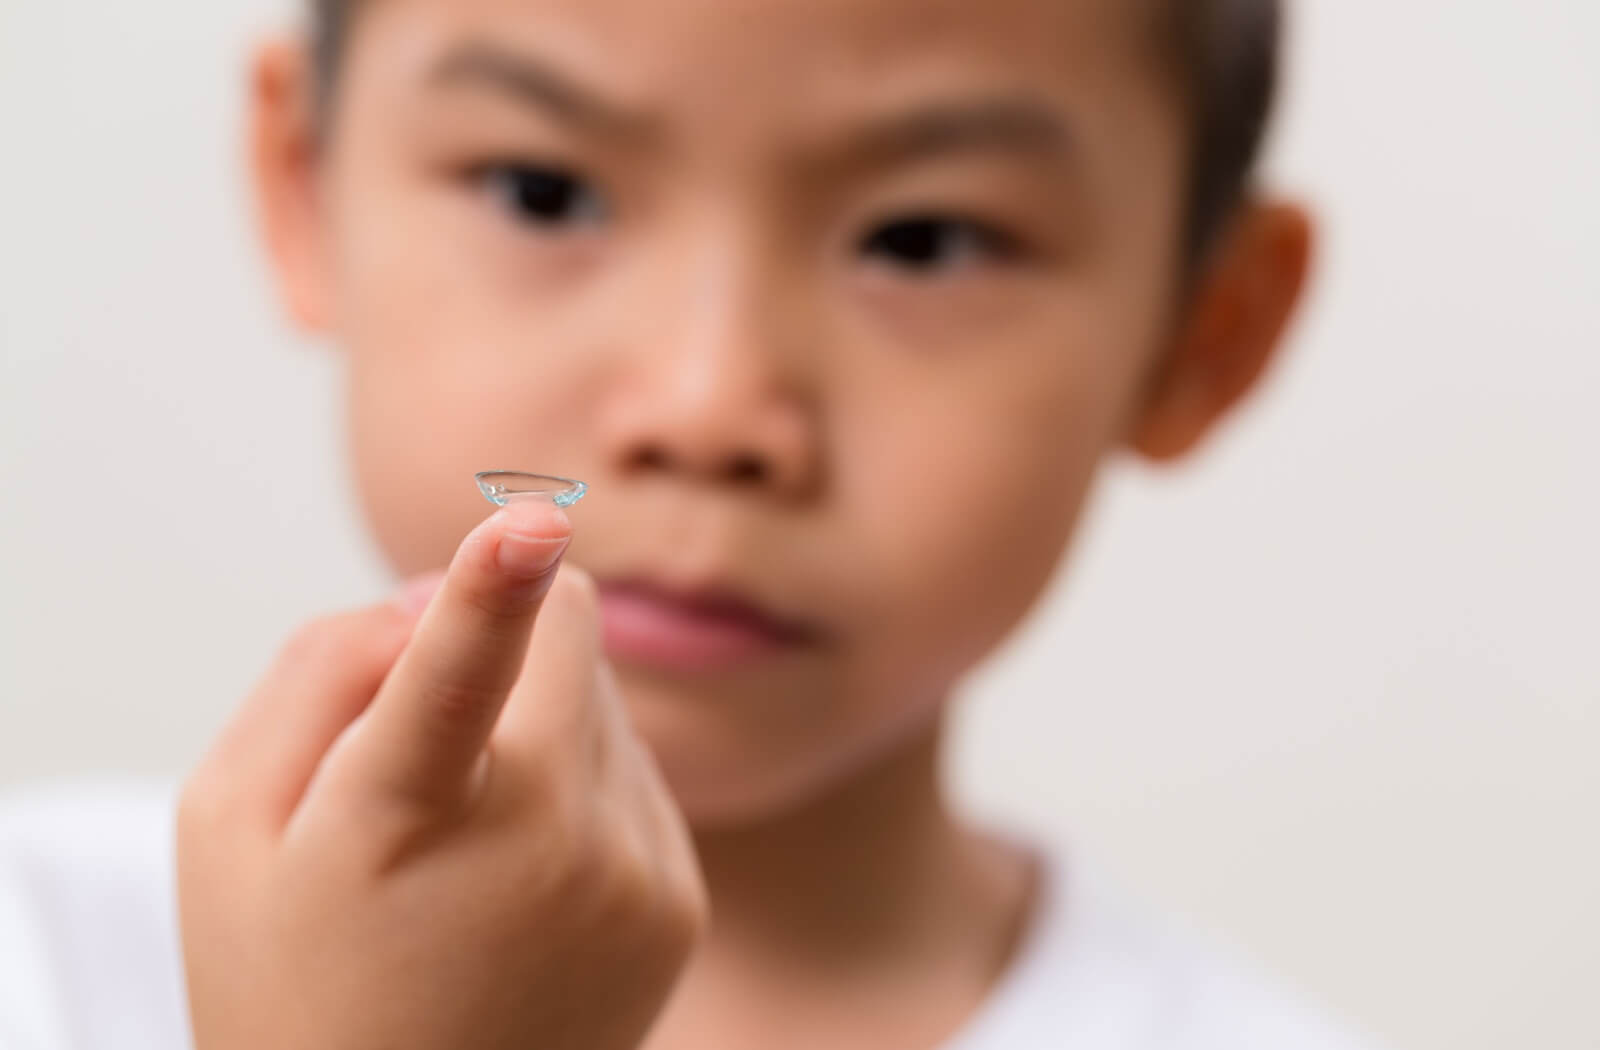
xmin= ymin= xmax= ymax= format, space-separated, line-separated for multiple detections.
xmin=352 ymin=0 xmax=1168 ymax=136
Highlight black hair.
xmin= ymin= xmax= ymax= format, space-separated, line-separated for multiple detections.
xmin=1155 ymin=0 xmax=1282 ymax=269
xmin=309 ymin=0 xmax=1281 ymax=272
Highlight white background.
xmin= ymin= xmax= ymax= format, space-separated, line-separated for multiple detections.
xmin=1 ymin=2 xmax=1596 ymax=1048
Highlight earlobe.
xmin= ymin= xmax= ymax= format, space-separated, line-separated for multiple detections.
xmin=1126 ymin=198 xmax=1315 ymax=463
xmin=247 ymin=34 xmax=332 ymax=334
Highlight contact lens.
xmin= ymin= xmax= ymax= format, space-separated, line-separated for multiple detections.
xmin=474 ymin=470 xmax=588 ymax=508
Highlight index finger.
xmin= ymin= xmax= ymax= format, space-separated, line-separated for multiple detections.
xmin=345 ymin=497 xmax=573 ymax=811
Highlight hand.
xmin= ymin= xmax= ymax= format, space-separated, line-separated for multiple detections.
xmin=176 ymin=499 xmax=707 ymax=1050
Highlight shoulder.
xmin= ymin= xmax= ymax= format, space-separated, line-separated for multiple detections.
xmin=0 ymin=775 xmax=190 ymax=1050
xmin=950 ymin=828 xmax=1393 ymax=1050
xmin=1138 ymin=899 xmax=1389 ymax=1050
xmin=0 ymin=774 xmax=181 ymax=918
xmin=0 ymin=773 xmax=179 ymax=857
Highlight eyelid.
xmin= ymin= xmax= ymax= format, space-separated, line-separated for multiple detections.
xmin=951 ymin=218 xmax=1022 ymax=260
xmin=863 ymin=213 xmax=1029 ymax=268
xmin=467 ymin=152 xmax=574 ymax=171
xmin=471 ymin=159 xmax=611 ymax=225
xmin=465 ymin=157 xmax=587 ymax=189
xmin=947 ymin=210 xmax=1023 ymax=252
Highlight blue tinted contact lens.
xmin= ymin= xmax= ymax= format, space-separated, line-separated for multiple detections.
xmin=474 ymin=470 xmax=588 ymax=508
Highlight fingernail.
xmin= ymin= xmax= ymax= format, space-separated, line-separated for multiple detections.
xmin=495 ymin=506 xmax=572 ymax=578
xmin=497 ymin=532 xmax=570 ymax=579
xmin=396 ymin=570 xmax=447 ymax=616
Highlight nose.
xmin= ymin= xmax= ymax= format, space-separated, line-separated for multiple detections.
xmin=599 ymin=241 xmax=821 ymax=501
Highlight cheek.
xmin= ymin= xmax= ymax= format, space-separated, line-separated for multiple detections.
xmin=333 ymin=306 xmax=563 ymax=580
xmin=839 ymin=329 xmax=1145 ymax=697
xmin=344 ymin=359 xmax=598 ymax=575
xmin=329 ymin=164 xmax=612 ymax=574
xmin=657 ymin=365 xmax=1128 ymax=827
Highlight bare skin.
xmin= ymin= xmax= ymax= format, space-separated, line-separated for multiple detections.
xmin=185 ymin=0 xmax=1314 ymax=1046
xmin=179 ymin=501 xmax=708 ymax=1050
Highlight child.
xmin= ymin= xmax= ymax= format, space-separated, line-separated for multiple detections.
xmin=0 ymin=0 xmax=1383 ymax=1046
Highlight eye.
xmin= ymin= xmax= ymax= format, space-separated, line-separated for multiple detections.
xmin=478 ymin=163 xmax=607 ymax=230
xmin=859 ymin=215 xmax=1017 ymax=274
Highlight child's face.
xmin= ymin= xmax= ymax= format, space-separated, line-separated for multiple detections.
xmin=263 ymin=0 xmax=1193 ymax=823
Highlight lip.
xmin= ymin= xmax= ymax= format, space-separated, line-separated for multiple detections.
xmin=595 ymin=575 xmax=819 ymax=673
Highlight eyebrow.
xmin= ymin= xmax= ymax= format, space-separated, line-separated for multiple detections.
xmin=424 ymin=42 xmax=1072 ymax=172
xmin=838 ymin=97 xmax=1076 ymax=172
xmin=425 ymin=42 xmax=657 ymax=141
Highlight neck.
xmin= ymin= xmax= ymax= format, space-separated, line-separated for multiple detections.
xmin=685 ymin=706 xmax=1031 ymax=978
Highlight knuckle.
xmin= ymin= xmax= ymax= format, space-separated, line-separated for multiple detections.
xmin=538 ymin=807 xmax=703 ymax=956
xmin=345 ymin=624 xmax=411 ymax=687
xmin=459 ymin=577 xmax=549 ymax=634
xmin=522 ymin=806 xmax=596 ymax=900
xmin=678 ymin=858 xmax=712 ymax=930
xmin=515 ymin=748 xmax=570 ymax=817
xmin=660 ymin=882 xmax=710 ymax=955
xmin=414 ymin=675 xmax=499 ymax=737
xmin=278 ymin=615 xmax=338 ymax=666
xmin=647 ymin=825 xmax=709 ymax=942
xmin=176 ymin=767 xmax=228 ymax=829
xmin=589 ymin=831 xmax=653 ymax=913
xmin=279 ymin=610 xmax=372 ymax=669
xmin=458 ymin=578 xmax=517 ymax=621
xmin=551 ymin=798 xmax=629 ymax=878
xmin=635 ymin=855 xmax=707 ymax=960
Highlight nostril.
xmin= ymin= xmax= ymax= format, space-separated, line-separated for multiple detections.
xmin=727 ymin=454 xmax=767 ymax=485
xmin=627 ymin=443 xmax=770 ymax=485
xmin=632 ymin=446 xmax=670 ymax=471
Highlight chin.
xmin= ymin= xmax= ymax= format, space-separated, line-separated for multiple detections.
xmin=616 ymin=669 xmax=942 ymax=833
xmin=614 ymin=675 xmax=845 ymax=831
xmin=633 ymin=713 xmax=830 ymax=832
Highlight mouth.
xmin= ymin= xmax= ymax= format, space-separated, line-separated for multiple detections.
xmin=595 ymin=575 xmax=821 ymax=673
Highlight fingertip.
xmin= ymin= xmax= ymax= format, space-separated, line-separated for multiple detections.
xmin=494 ymin=498 xmax=573 ymax=544
xmin=488 ymin=501 xmax=573 ymax=581
xmin=394 ymin=569 xmax=449 ymax=618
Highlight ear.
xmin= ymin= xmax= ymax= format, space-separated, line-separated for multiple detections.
xmin=1125 ymin=197 xmax=1315 ymax=462
xmin=247 ymin=34 xmax=333 ymax=333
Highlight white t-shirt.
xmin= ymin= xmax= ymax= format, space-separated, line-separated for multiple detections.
xmin=0 ymin=776 xmax=1387 ymax=1050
